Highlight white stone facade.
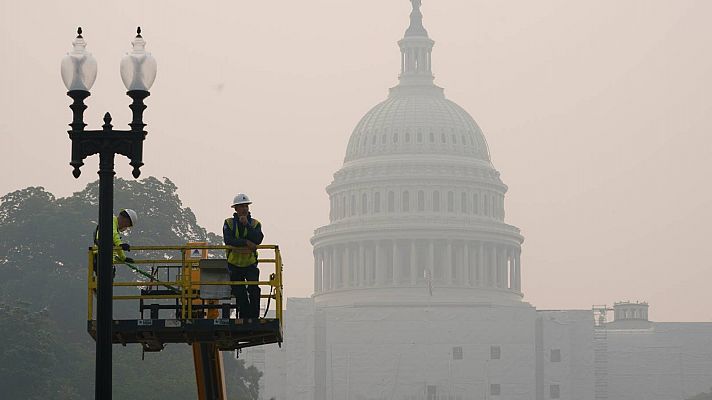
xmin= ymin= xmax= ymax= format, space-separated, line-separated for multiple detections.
xmin=602 ymin=323 xmax=712 ymax=400
xmin=536 ymin=311 xmax=594 ymax=400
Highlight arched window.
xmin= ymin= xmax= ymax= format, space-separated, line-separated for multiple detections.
xmin=340 ymin=196 xmax=346 ymax=219
xmin=433 ymin=191 xmax=440 ymax=212
xmin=473 ymin=193 xmax=479 ymax=214
xmin=361 ymin=193 xmax=368 ymax=215
xmin=430 ymin=132 xmax=435 ymax=143
xmin=381 ymin=134 xmax=386 ymax=144
xmin=374 ymin=192 xmax=381 ymax=213
xmin=405 ymin=132 xmax=411 ymax=143
xmin=402 ymin=191 xmax=410 ymax=212
xmin=461 ymin=192 xmax=468 ymax=213
xmin=441 ymin=133 xmax=446 ymax=143
xmin=417 ymin=131 xmax=423 ymax=143
xmin=388 ymin=191 xmax=395 ymax=212
xmin=447 ymin=191 xmax=454 ymax=212
xmin=484 ymin=194 xmax=490 ymax=216
xmin=417 ymin=190 xmax=425 ymax=211
xmin=350 ymin=194 xmax=356 ymax=216
xmin=393 ymin=134 xmax=398 ymax=143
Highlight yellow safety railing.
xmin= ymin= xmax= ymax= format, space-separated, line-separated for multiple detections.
xmin=87 ymin=244 xmax=283 ymax=329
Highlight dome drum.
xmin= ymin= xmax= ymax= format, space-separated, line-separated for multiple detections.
xmin=311 ymin=237 xmax=523 ymax=304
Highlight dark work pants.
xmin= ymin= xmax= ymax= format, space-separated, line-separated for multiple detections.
xmin=228 ymin=263 xmax=260 ymax=319
xmin=92 ymin=254 xmax=116 ymax=279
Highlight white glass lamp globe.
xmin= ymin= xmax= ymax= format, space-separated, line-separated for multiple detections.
xmin=60 ymin=27 xmax=98 ymax=91
xmin=120 ymin=27 xmax=157 ymax=91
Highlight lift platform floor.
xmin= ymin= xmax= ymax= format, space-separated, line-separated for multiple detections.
xmin=88 ymin=318 xmax=282 ymax=352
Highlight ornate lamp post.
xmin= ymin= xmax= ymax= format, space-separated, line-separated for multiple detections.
xmin=61 ymin=27 xmax=156 ymax=399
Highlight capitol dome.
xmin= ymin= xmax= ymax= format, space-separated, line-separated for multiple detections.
xmin=311 ymin=0 xmax=524 ymax=306
xmin=344 ymin=89 xmax=491 ymax=162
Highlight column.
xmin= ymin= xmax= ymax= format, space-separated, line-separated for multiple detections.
xmin=392 ymin=241 xmax=400 ymax=285
xmin=366 ymin=243 xmax=374 ymax=287
xmin=492 ymin=245 xmax=503 ymax=288
xmin=314 ymin=251 xmax=322 ymax=293
xmin=343 ymin=245 xmax=350 ymax=288
xmin=478 ymin=242 xmax=485 ymax=287
xmin=359 ymin=243 xmax=365 ymax=287
xmin=319 ymin=250 xmax=325 ymax=292
xmin=428 ymin=240 xmax=435 ymax=284
xmin=494 ymin=246 xmax=500 ymax=288
xmin=332 ymin=247 xmax=339 ymax=289
xmin=490 ymin=245 xmax=497 ymax=287
xmin=515 ymin=249 xmax=522 ymax=292
xmin=494 ymin=246 xmax=502 ymax=288
xmin=375 ymin=241 xmax=383 ymax=286
xmin=501 ymin=247 xmax=508 ymax=289
xmin=444 ymin=240 xmax=452 ymax=285
xmin=323 ymin=248 xmax=331 ymax=292
xmin=508 ymin=248 xmax=515 ymax=290
xmin=410 ymin=240 xmax=417 ymax=285
xmin=463 ymin=242 xmax=470 ymax=287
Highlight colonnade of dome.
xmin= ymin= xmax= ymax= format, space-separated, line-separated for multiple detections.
xmin=313 ymin=239 xmax=521 ymax=294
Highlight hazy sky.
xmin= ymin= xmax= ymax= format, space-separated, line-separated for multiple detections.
xmin=1 ymin=1 xmax=710 ymax=322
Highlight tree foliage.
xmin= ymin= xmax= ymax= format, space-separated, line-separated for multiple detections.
xmin=0 ymin=177 xmax=260 ymax=399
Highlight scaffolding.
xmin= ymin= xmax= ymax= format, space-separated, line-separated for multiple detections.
xmin=86 ymin=243 xmax=284 ymax=400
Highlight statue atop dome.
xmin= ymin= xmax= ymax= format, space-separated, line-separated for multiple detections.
xmin=405 ymin=0 xmax=428 ymax=37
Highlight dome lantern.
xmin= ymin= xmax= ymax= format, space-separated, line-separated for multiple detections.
xmin=397 ymin=0 xmax=436 ymax=87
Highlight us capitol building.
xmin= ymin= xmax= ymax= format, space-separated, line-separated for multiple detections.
xmin=245 ymin=2 xmax=712 ymax=399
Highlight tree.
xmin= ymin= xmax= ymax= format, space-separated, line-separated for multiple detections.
xmin=0 ymin=177 xmax=260 ymax=399
xmin=225 ymin=357 xmax=263 ymax=399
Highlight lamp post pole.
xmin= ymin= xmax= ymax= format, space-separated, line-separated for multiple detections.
xmin=62 ymin=27 xmax=156 ymax=399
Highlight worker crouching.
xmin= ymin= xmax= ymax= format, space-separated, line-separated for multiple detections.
xmin=223 ymin=193 xmax=264 ymax=319
xmin=92 ymin=208 xmax=137 ymax=276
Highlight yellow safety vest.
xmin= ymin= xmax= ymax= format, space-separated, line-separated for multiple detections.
xmin=92 ymin=215 xmax=126 ymax=262
xmin=225 ymin=217 xmax=260 ymax=267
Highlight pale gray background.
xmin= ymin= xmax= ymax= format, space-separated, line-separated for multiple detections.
xmin=1 ymin=0 xmax=710 ymax=321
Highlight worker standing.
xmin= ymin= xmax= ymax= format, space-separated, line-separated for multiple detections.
xmin=92 ymin=209 xmax=137 ymax=273
xmin=223 ymin=194 xmax=264 ymax=319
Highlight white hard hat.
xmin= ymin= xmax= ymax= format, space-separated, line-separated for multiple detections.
xmin=122 ymin=209 xmax=138 ymax=226
xmin=231 ymin=193 xmax=252 ymax=207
